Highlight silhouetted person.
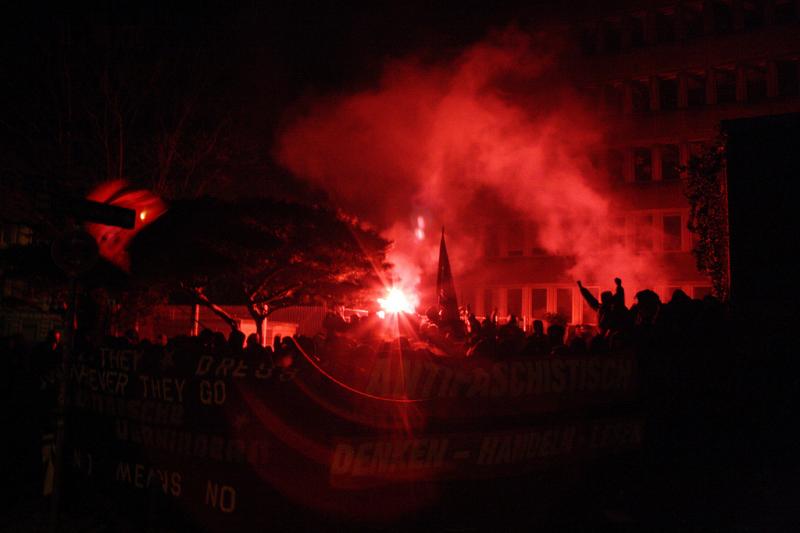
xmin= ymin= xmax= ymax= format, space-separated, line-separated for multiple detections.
xmin=547 ymin=324 xmax=568 ymax=355
xmin=245 ymin=333 xmax=266 ymax=359
xmin=522 ymin=319 xmax=547 ymax=356
xmin=577 ymin=277 xmax=627 ymax=336
xmin=228 ymin=329 xmax=246 ymax=354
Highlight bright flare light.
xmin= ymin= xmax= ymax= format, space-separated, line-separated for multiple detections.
xmin=377 ymin=287 xmax=415 ymax=315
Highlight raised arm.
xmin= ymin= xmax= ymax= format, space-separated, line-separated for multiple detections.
xmin=577 ymin=280 xmax=600 ymax=311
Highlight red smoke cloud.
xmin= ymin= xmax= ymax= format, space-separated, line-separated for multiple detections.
xmin=277 ymin=28 xmax=664 ymax=302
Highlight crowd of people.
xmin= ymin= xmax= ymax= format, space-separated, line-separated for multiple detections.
xmin=313 ymin=278 xmax=727 ymax=367
xmin=1 ymin=277 xmax=729 ymax=393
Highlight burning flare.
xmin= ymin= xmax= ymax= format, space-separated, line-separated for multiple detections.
xmin=377 ymin=287 xmax=416 ymax=315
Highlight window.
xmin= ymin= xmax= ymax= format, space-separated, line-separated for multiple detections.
xmin=634 ymin=148 xmax=652 ymax=182
xmin=603 ymin=83 xmax=624 ymax=114
xmin=531 ymin=288 xmax=547 ymax=319
xmin=743 ymin=0 xmax=765 ymax=28
xmin=631 ymin=80 xmax=651 ymax=112
xmin=483 ymin=289 xmax=494 ymax=316
xmin=690 ymin=226 xmax=701 ymax=249
xmin=580 ymin=27 xmax=598 ymax=56
xmin=683 ymin=2 xmax=705 ymax=38
xmin=607 ymin=149 xmax=624 ymax=183
xmin=774 ymin=0 xmax=798 ymax=23
xmin=715 ymin=67 xmax=737 ymax=104
xmin=661 ymin=145 xmax=680 ymax=181
xmin=663 ymin=215 xmax=683 ymax=251
xmin=688 ymin=141 xmax=708 ymax=159
xmin=712 ymin=1 xmax=733 ymax=32
xmin=507 ymin=288 xmax=522 ymax=316
xmin=655 ymin=9 xmax=676 ymax=42
xmin=659 ymin=77 xmax=679 ymax=110
xmin=629 ymin=14 xmax=646 ymax=47
xmin=633 ymin=215 xmax=654 ymax=251
xmin=745 ymin=64 xmax=768 ymax=103
xmin=556 ymin=288 xmax=573 ymax=323
xmin=603 ymin=20 xmax=622 ymax=53
xmin=777 ymin=59 xmax=799 ymax=98
xmin=686 ymin=71 xmax=707 ymax=107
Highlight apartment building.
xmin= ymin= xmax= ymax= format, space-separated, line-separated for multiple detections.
xmin=462 ymin=0 xmax=800 ymax=326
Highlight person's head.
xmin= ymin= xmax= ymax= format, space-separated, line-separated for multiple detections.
xmin=532 ymin=320 xmax=544 ymax=336
xmin=635 ymin=290 xmax=661 ymax=323
xmin=246 ymin=333 xmax=260 ymax=349
xmin=228 ymin=330 xmax=245 ymax=352
xmin=507 ymin=314 xmax=518 ymax=326
xmin=600 ymin=291 xmax=613 ymax=305
xmin=670 ymin=288 xmax=691 ymax=305
xmin=547 ymin=324 xmax=565 ymax=346
xmin=199 ymin=329 xmax=214 ymax=345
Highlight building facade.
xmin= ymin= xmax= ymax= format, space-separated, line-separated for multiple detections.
xmin=462 ymin=0 xmax=800 ymax=326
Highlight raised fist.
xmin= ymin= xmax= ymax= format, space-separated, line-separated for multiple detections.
xmin=614 ymin=277 xmax=622 ymax=286
xmin=576 ymin=280 xmax=583 ymax=288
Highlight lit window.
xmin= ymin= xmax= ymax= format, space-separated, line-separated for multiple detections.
xmin=532 ymin=288 xmax=547 ymax=319
xmin=507 ymin=288 xmax=522 ymax=316
xmin=556 ymin=288 xmax=573 ymax=324
xmin=483 ymin=289 xmax=494 ymax=316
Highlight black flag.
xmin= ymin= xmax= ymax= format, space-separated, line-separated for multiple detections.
xmin=436 ymin=228 xmax=459 ymax=322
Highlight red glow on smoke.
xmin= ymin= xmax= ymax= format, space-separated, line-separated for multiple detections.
xmin=277 ymin=28 xmax=665 ymax=298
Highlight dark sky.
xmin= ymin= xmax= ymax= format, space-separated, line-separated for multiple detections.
xmin=4 ymin=1 xmax=537 ymax=115
xmin=0 ymin=1 xmax=549 ymax=199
